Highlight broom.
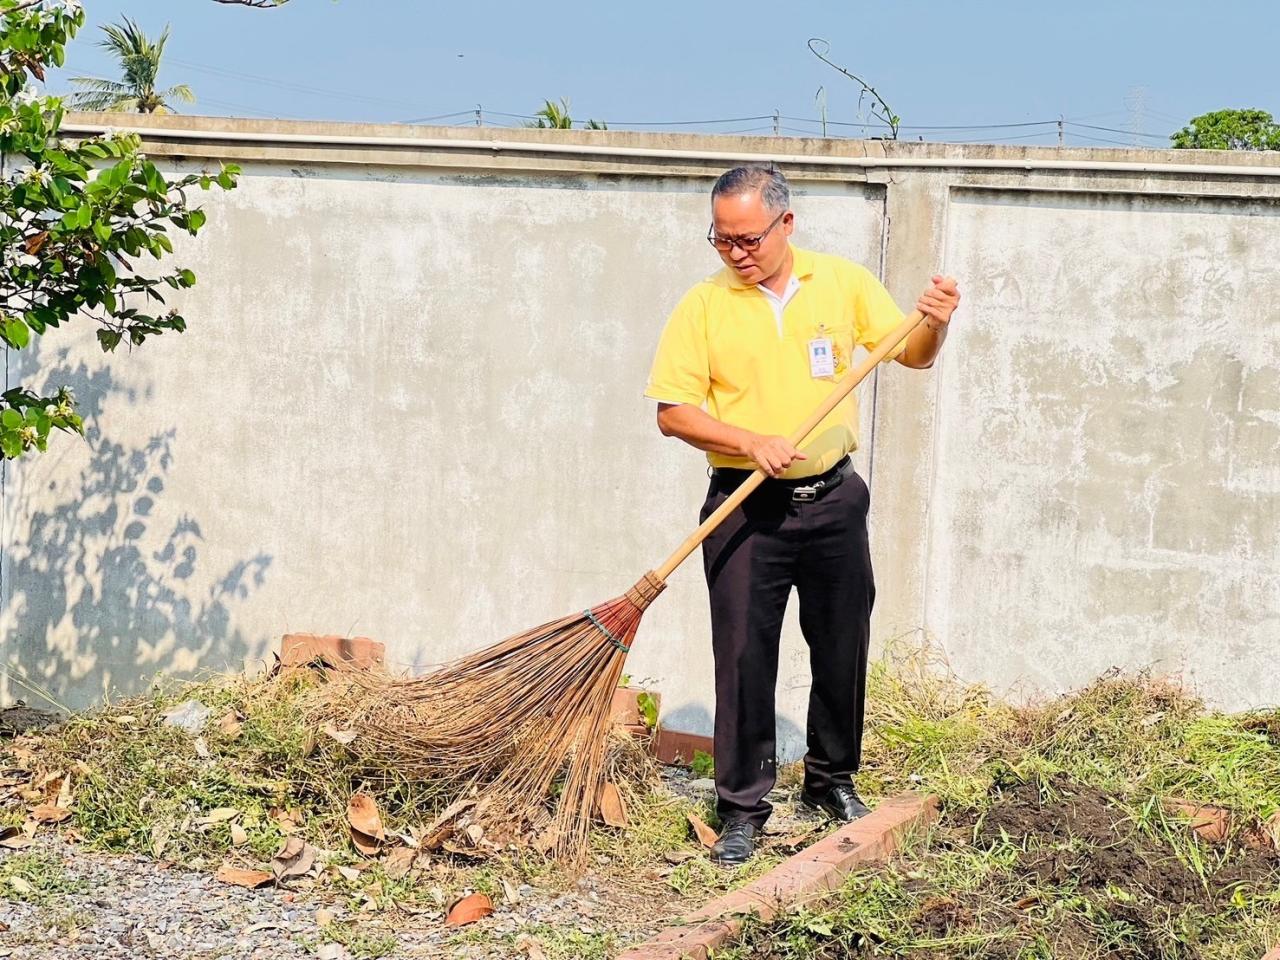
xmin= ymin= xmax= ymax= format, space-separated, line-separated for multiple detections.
xmin=328 ymin=307 xmax=928 ymax=859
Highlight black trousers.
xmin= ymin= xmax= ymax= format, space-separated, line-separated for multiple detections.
xmin=699 ymin=459 xmax=876 ymax=828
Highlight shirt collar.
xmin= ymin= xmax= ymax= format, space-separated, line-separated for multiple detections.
xmin=723 ymin=244 xmax=816 ymax=290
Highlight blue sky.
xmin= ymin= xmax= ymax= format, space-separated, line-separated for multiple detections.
xmin=44 ymin=0 xmax=1280 ymax=147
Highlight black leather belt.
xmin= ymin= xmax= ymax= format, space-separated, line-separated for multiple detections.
xmin=713 ymin=455 xmax=851 ymax=503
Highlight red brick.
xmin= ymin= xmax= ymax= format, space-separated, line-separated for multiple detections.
xmin=1262 ymin=947 xmax=1280 ymax=960
xmin=652 ymin=728 xmax=713 ymax=765
xmin=618 ymin=792 xmax=940 ymax=960
xmin=611 ymin=686 xmax=660 ymax=727
xmin=279 ymin=633 xmax=384 ymax=671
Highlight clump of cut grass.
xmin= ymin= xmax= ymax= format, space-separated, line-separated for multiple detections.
xmin=848 ymin=645 xmax=1280 ymax=838
xmin=9 ymin=669 xmax=450 ymax=864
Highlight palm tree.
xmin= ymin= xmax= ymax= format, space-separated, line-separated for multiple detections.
xmin=69 ymin=18 xmax=194 ymax=114
xmin=527 ymin=98 xmax=607 ymax=130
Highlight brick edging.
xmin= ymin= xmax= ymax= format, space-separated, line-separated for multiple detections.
xmin=618 ymin=792 xmax=940 ymax=960
xmin=1260 ymin=947 xmax=1280 ymax=960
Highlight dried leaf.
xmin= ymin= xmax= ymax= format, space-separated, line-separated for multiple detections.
xmin=687 ymin=812 xmax=719 ymax=849
xmin=464 ymin=824 xmax=485 ymax=846
xmin=315 ymin=907 xmax=335 ymax=927
xmin=382 ymin=845 xmax=416 ymax=880
xmin=421 ymin=798 xmax=476 ymax=851
xmin=501 ymin=877 xmax=520 ymax=905
xmin=217 ymin=710 xmax=243 ymax=739
xmin=230 ymin=823 xmax=249 ymax=847
xmin=215 ymin=865 xmax=273 ymax=889
xmin=31 ymin=804 xmax=71 ymax=824
xmin=55 ymin=775 xmax=72 ymax=810
xmin=346 ymin=793 xmax=384 ymax=842
xmin=22 ymin=230 xmax=49 ymax=256
xmin=335 ymin=865 xmax=361 ymax=883
xmin=598 ymin=782 xmax=628 ymax=828
xmin=271 ymin=837 xmax=316 ymax=881
xmin=514 ymin=934 xmax=547 ymax=960
xmin=0 ymin=832 xmax=31 ymax=850
xmin=271 ymin=807 xmax=303 ymax=835
xmin=195 ymin=807 xmax=241 ymax=827
xmin=391 ymin=830 xmax=419 ymax=849
xmin=8 ymin=876 xmax=34 ymax=896
xmin=323 ymin=723 xmax=357 ymax=746
xmin=150 ymin=819 xmax=172 ymax=857
xmin=318 ymin=943 xmax=353 ymax=960
xmin=193 ymin=736 xmax=212 ymax=759
xmin=663 ymin=849 xmax=695 ymax=865
xmin=444 ymin=892 xmax=493 ymax=927
xmin=350 ymin=829 xmax=379 ymax=857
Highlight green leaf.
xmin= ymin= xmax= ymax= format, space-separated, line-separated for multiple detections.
xmin=636 ymin=692 xmax=659 ymax=731
xmin=75 ymin=202 xmax=91 ymax=228
xmin=178 ymin=268 xmax=196 ymax=287
xmin=1 ymin=410 xmax=22 ymax=429
xmin=2 ymin=317 xmax=30 ymax=350
xmin=96 ymin=329 xmax=122 ymax=352
xmin=0 ymin=432 xmax=23 ymax=459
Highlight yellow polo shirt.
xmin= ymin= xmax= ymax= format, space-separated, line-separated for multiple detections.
xmin=645 ymin=246 xmax=906 ymax=479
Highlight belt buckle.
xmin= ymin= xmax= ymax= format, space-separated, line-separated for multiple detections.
xmin=791 ymin=484 xmax=819 ymax=502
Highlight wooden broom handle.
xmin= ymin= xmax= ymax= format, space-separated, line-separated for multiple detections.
xmin=653 ymin=309 xmax=927 ymax=582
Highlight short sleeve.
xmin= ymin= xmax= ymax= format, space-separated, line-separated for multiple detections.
xmin=851 ymin=264 xmax=909 ymax=360
xmin=644 ymin=288 xmax=711 ymax=406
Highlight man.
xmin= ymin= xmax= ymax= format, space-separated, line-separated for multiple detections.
xmin=645 ymin=165 xmax=959 ymax=865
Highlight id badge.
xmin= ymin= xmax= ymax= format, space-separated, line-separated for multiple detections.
xmin=808 ymin=337 xmax=835 ymax=378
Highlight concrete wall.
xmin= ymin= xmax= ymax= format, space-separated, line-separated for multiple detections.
xmin=2 ymin=116 xmax=1277 ymax=746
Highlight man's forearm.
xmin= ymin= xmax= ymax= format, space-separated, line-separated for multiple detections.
xmin=897 ymin=318 xmax=948 ymax=369
xmin=656 ymin=403 xmax=753 ymax=457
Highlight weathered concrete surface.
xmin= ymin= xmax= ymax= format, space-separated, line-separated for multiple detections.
xmin=2 ymin=115 xmax=1277 ymax=736
xmin=930 ymin=188 xmax=1280 ymax=706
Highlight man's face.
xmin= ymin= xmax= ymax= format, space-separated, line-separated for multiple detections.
xmin=710 ymin=190 xmax=794 ymax=285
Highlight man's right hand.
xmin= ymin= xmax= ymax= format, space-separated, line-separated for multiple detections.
xmin=741 ymin=433 xmax=806 ymax=478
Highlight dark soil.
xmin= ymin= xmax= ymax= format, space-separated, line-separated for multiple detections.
xmin=739 ymin=776 xmax=1280 ymax=960
xmin=0 ymin=704 xmax=60 ymax=737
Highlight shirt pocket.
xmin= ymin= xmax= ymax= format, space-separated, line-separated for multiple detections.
xmin=794 ymin=319 xmax=855 ymax=381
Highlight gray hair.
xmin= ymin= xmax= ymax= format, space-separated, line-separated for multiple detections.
xmin=710 ymin=165 xmax=790 ymax=213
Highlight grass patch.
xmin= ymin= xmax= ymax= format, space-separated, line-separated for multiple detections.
xmin=0 ymin=850 xmax=87 ymax=904
xmin=298 ymin=920 xmax=398 ymax=959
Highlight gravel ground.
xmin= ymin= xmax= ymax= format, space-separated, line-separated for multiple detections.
xmin=0 ymin=769 xmax=832 ymax=959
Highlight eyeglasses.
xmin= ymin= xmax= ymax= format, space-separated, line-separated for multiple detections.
xmin=706 ymin=211 xmax=787 ymax=253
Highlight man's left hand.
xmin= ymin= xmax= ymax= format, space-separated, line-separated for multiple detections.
xmin=917 ymin=275 xmax=960 ymax=330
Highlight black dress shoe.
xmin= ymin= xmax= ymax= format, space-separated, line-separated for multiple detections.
xmin=801 ymin=784 xmax=872 ymax=822
xmin=710 ymin=820 xmax=759 ymax=866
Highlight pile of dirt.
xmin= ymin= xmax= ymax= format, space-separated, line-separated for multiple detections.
xmin=914 ymin=778 xmax=1280 ymax=959
xmin=735 ymin=776 xmax=1280 ymax=960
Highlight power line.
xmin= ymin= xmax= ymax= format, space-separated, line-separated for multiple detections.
xmin=400 ymin=110 xmax=477 ymax=124
xmin=1066 ymin=120 xmax=1170 ymax=141
xmin=1068 ymin=132 xmax=1141 ymax=147
xmin=164 ymin=56 xmax=433 ymax=111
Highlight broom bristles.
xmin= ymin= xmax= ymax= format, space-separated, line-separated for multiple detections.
xmin=316 ymin=572 xmax=666 ymax=860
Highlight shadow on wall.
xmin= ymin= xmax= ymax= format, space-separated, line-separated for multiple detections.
xmin=2 ymin=345 xmax=272 ymax=712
